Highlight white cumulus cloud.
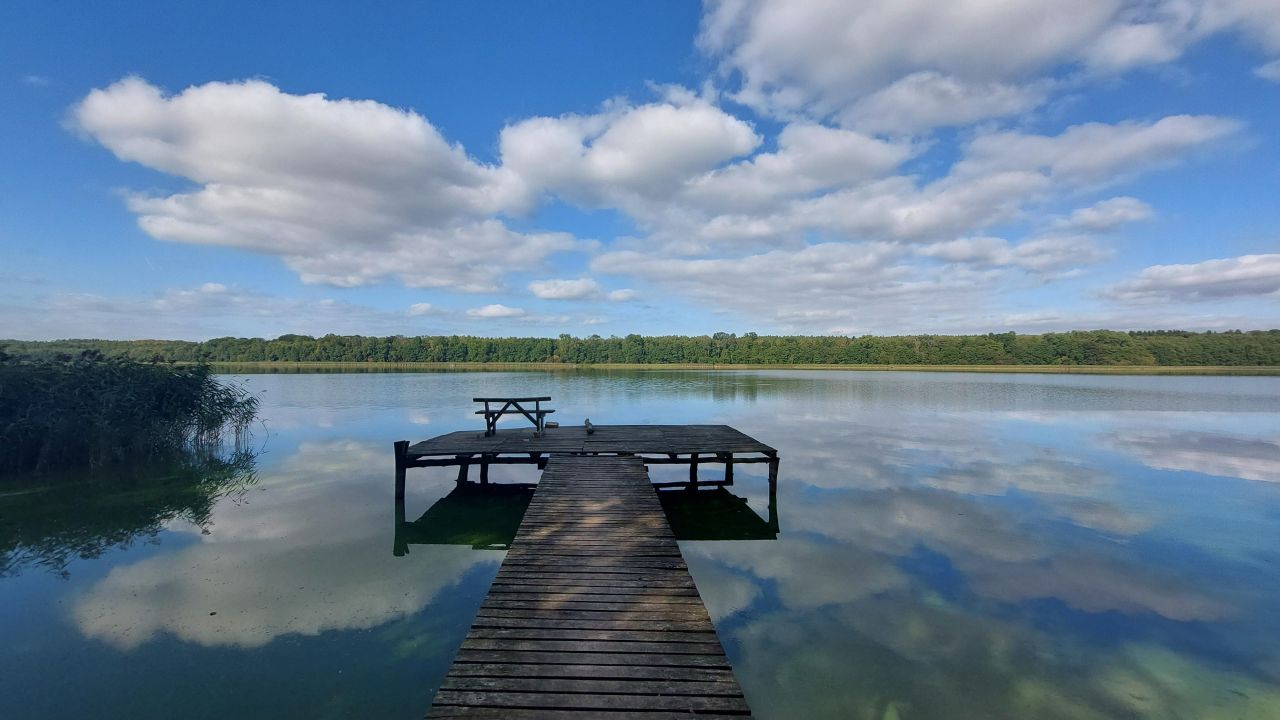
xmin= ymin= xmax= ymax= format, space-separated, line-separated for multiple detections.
xmin=1257 ymin=58 xmax=1280 ymax=81
xmin=1109 ymin=253 xmax=1280 ymax=302
xmin=500 ymin=95 xmax=761 ymax=210
xmin=466 ymin=303 xmax=526 ymax=319
xmin=528 ymin=278 xmax=601 ymax=300
xmin=70 ymin=77 xmax=573 ymax=291
xmin=1061 ymin=197 xmax=1154 ymax=232
xmin=700 ymin=0 xmax=1280 ymax=130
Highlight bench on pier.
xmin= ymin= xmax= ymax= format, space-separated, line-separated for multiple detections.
xmin=474 ymin=396 xmax=555 ymax=437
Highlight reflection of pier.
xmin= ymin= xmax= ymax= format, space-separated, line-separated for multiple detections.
xmin=395 ymin=424 xmax=778 ymax=718
xmin=394 ymin=482 xmax=535 ymax=554
xmin=659 ymin=485 xmax=778 ymax=541
xmin=394 ymin=473 xmax=779 ymax=555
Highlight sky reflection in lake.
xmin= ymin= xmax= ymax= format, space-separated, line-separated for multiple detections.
xmin=2 ymin=370 xmax=1278 ymax=719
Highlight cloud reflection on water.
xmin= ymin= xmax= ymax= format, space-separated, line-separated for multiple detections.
xmin=72 ymin=441 xmax=497 ymax=649
xmin=1108 ymin=430 xmax=1280 ymax=483
xmin=687 ymin=399 xmax=1275 ymax=718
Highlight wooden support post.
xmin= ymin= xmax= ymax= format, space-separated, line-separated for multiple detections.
xmin=767 ymin=453 xmax=780 ymax=534
xmin=689 ymin=452 xmax=699 ymax=487
xmin=393 ymin=494 xmax=408 ymax=557
xmin=480 ymin=455 xmax=490 ymax=485
xmin=722 ymin=452 xmax=734 ymax=485
xmin=393 ymin=440 xmax=409 ymax=501
xmin=456 ymin=455 xmax=470 ymax=485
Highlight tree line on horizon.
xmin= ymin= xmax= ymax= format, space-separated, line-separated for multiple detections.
xmin=4 ymin=329 xmax=1280 ymax=366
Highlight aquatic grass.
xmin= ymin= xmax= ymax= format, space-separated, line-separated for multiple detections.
xmin=0 ymin=349 xmax=259 ymax=474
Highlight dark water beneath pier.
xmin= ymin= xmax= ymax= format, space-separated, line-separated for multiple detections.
xmin=3 ymin=370 xmax=1280 ymax=719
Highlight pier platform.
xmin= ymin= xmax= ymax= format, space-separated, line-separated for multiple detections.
xmin=395 ymin=424 xmax=778 ymax=492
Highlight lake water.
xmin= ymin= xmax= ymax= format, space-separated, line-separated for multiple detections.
xmin=3 ymin=370 xmax=1280 ymax=719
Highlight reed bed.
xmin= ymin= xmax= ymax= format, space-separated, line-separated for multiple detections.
xmin=0 ymin=349 xmax=259 ymax=474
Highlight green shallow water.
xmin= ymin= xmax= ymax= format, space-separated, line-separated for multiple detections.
xmin=2 ymin=369 xmax=1279 ymax=719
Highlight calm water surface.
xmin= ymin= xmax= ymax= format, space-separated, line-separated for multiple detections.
xmin=3 ymin=370 xmax=1280 ymax=719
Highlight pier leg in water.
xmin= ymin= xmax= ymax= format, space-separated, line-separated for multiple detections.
xmin=393 ymin=440 xmax=408 ymax=501
xmin=721 ymin=452 xmax=734 ymax=485
xmin=393 ymin=496 xmax=408 ymax=557
xmin=689 ymin=452 xmax=700 ymax=487
xmin=767 ymin=454 xmax=781 ymax=532
xmin=768 ymin=457 xmax=781 ymax=535
xmin=455 ymin=455 xmax=470 ymax=485
xmin=479 ymin=455 xmax=490 ymax=485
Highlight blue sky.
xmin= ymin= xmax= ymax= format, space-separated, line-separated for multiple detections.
xmin=2 ymin=1 xmax=1278 ymax=340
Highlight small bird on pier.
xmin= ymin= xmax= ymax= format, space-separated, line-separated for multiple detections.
xmin=584 ymin=418 xmax=595 ymax=435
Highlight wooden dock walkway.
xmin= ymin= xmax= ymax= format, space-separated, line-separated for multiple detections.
xmin=427 ymin=454 xmax=752 ymax=718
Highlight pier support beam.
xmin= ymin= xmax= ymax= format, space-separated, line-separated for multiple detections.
xmin=393 ymin=496 xmax=408 ymax=557
xmin=767 ymin=453 xmax=781 ymax=533
xmin=393 ymin=440 xmax=409 ymax=501
xmin=768 ymin=456 xmax=781 ymax=534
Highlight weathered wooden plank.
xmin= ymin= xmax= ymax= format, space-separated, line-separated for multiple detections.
xmin=496 ymin=550 xmax=691 ymax=563
xmin=428 ymin=708 xmax=748 ymax=720
xmin=471 ymin=609 xmax=716 ymax=627
xmin=502 ymin=550 xmax=685 ymax=560
xmin=452 ymin=648 xmax=732 ymax=668
xmin=459 ymin=637 xmax=727 ymax=656
xmin=474 ymin=607 xmax=711 ymax=622
xmin=494 ymin=566 xmax=688 ymax=576
xmin=431 ymin=690 xmax=750 ymax=713
xmin=487 ymin=586 xmax=700 ymax=599
xmin=513 ymin=530 xmax=674 ymax=540
xmin=485 ymin=587 xmax=696 ymax=597
xmin=480 ymin=601 xmax=712 ymax=615
xmin=440 ymin=675 xmax=744 ymax=696
xmin=467 ymin=627 xmax=721 ymax=643
xmin=492 ymin=577 xmax=695 ymax=589
xmin=445 ymin=662 xmax=737 ymax=682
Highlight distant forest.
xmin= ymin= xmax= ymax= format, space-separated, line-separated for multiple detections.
xmin=5 ymin=330 xmax=1280 ymax=366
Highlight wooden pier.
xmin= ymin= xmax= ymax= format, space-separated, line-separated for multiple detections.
xmin=401 ymin=424 xmax=777 ymax=719
xmin=427 ymin=455 xmax=752 ymax=718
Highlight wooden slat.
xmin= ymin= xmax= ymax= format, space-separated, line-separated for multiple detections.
xmin=440 ymin=676 xmax=743 ymax=696
xmin=451 ymin=649 xmax=733 ymax=667
xmin=428 ymin=454 xmax=752 ymax=718
xmin=467 ymin=628 xmax=721 ymax=643
xmin=472 ymin=616 xmax=714 ymax=632
xmin=431 ymin=690 xmax=749 ymax=713
xmin=429 ymin=708 xmax=747 ymax=720
xmin=445 ymin=663 xmax=737 ymax=682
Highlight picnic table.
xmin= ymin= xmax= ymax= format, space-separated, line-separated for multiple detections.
xmin=473 ymin=396 xmax=555 ymax=436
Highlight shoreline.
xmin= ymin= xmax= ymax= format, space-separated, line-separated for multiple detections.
xmin=203 ymin=361 xmax=1280 ymax=376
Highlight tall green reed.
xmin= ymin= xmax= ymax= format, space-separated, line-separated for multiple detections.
xmin=0 ymin=349 xmax=259 ymax=474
